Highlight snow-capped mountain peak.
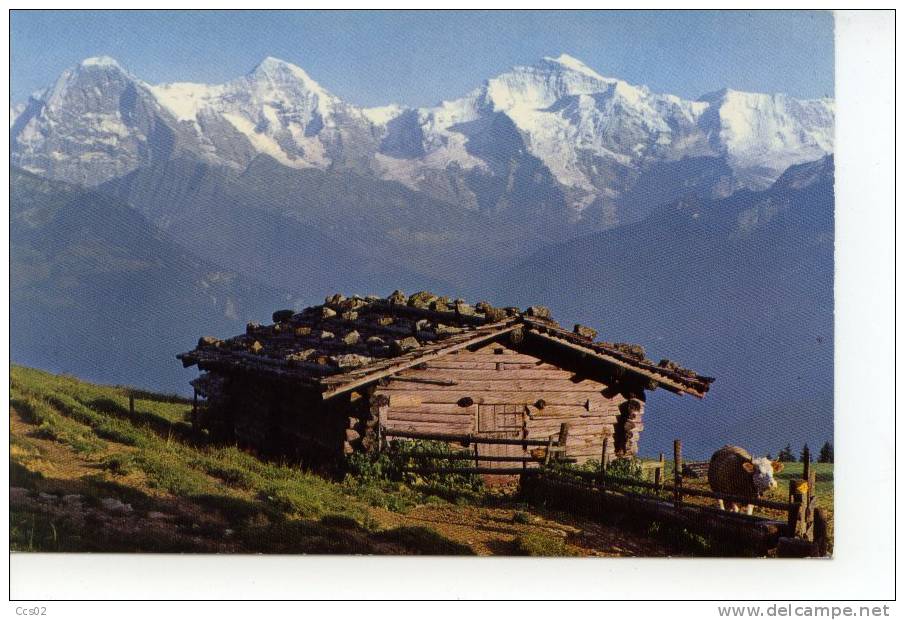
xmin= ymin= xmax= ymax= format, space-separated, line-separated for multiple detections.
xmin=362 ymin=103 xmax=406 ymax=126
xmin=695 ymin=87 xmax=835 ymax=185
xmin=12 ymin=53 xmax=835 ymax=226
xmin=79 ymin=55 xmax=124 ymax=69
xmin=542 ymin=53 xmax=610 ymax=81
xmin=247 ymin=56 xmax=333 ymax=101
xmin=10 ymin=55 xmax=181 ymax=185
xmin=484 ymin=54 xmax=616 ymax=112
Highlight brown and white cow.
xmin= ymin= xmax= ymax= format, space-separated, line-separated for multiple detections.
xmin=707 ymin=445 xmax=784 ymax=515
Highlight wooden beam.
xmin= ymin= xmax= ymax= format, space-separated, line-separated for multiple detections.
xmin=318 ymin=322 xmax=521 ymax=399
xmin=402 ymin=466 xmax=537 ymax=476
xmin=383 ymin=427 xmax=553 ymax=446
xmin=402 ymin=451 xmax=575 ymax=463
xmin=525 ymin=328 xmax=706 ymax=398
xmin=387 ymin=376 xmax=458 ymax=386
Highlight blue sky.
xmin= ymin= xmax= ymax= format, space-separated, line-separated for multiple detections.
xmin=11 ymin=10 xmax=834 ymax=106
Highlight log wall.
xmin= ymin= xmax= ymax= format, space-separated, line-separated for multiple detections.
xmin=206 ymin=375 xmax=352 ymax=466
xmin=375 ymin=342 xmax=633 ymax=462
xmin=198 ymin=340 xmax=649 ymax=466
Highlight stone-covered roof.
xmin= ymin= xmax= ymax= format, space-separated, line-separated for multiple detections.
xmin=178 ymin=290 xmax=714 ymax=398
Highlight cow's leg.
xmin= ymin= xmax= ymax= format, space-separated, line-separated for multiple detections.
xmin=718 ymin=499 xmax=725 ymax=511
xmin=746 ymin=504 xmax=754 ymax=516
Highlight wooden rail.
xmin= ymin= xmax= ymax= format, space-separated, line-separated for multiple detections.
xmin=553 ymin=469 xmax=795 ymax=511
xmin=382 ymin=427 xmax=560 ymax=447
xmin=403 ymin=466 xmax=536 ymax=476
xmin=383 ymin=423 xmax=572 ymax=474
xmin=535 ymin=436 xmax=825 ymax=556
xmin=522 ymin=474 xmax=788 ymax=554
xmin=381 ymin=423 xmax=825 ymax=555
xmin=399 ymin=451 xmax=575 ymax=464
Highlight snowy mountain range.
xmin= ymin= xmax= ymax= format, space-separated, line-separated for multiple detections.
xmin=10 ymin=53 xmax=836 ymax=452
xmin=11 ymin=54 xmax=834 ymax=227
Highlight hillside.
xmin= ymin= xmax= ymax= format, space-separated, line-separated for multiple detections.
xmin=98 ymin=156 xmax=520 ymax=293
xmin=10 ymin=366 xmax=682 ymax=556
xmin=10 ymin=168 xmax=289 ymax=392
xmin=498 ymin=157 xmax=835 ymax=458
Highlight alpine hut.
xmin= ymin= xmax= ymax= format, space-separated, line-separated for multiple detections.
xmin=178 ymin=291 xmax=713 ymax=467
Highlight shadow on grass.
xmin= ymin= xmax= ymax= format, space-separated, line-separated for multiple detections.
xmin=10 ymin=458 xmax=473 ymax=555
xmin=121 ymin=388 xmax=193 ymax=406
xmin=372 ymin=526 xmax=474 ymax=555
xmin=86 ymin=397 xmax=197 ymax=446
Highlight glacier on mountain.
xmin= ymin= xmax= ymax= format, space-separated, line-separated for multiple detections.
xmin=11 ymin=53 xmax=834 ymax=221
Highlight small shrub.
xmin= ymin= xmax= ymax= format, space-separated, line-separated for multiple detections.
xmin=513 ymin=532 xmax=576 ymax=557
xmin=512 ymin=510 xmax=532 ymax=525
xmin=344 ymin=440 xmax=485 ymax=507
xmin=605 ymin=456 xmax=646 ymax=481
xmin=396 ymin=440 xmax=484 ymax=500
xmin=102 ymin=453 xmax=136 ymax=476
xmin=345 ymin=450 xmax=401 ymax=483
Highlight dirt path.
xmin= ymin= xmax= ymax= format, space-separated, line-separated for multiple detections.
xmin=370 ymin=501 xmax=672 ymax=556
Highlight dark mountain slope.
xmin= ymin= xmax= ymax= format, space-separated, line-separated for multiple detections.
xmin=100 ymin=156 xmax=527 ymax=295
xmin=11 ymin=168 xmax=288 ymax=393
xmin=498 ymin=157 xmax=834 ymax=457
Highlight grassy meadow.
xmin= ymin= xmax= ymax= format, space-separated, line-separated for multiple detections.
xmin=9 ymin=365 xmax=474 ymax=554
xmin=9 ymin=365 xmax=833 ymax=555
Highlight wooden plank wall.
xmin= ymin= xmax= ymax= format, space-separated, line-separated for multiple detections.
xmin=225 ymin=377 xmax=348 ymax=464
xmin=375 ymin=342 xmax=627 ymax=462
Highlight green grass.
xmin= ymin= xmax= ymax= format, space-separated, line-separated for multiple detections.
xmin=9 ymin=365 xmax=466 ymax=554
xmin=513 ymin=532 xmax=576 ymax=557
xmin=10 ymin=365 xmax=834 ymax=556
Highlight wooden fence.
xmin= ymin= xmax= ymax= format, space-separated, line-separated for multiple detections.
xmin=382 ymin=423 xmax=826 ymax=556
xmin=527 ymin=438 xmax=827 ymax=557
xmin=381 ymin=423 xmax=574 ymax=475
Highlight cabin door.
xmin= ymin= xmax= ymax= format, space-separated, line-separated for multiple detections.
xmin=476 ymin=405 xmax=525 ymax=470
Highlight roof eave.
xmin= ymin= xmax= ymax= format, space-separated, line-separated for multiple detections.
xmin=522 ymin=326 xmax=712 ymax=398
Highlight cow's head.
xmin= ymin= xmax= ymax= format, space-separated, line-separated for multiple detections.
xmin=742 ymin=457 xmax=784 ymax=494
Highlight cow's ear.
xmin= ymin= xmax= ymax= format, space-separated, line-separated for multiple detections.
xmin=742 ymin=461 xmax=755 ymax=473
xmin=772 ymin=461 xmax=784 ymax=473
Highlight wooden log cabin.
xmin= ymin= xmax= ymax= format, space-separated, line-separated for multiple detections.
xmin=178 ymin=291 xmax=713 ymax=467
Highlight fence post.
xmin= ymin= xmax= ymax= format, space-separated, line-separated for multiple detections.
xmin=522 ymin=413 xmax=528 ymax=473
xmin=129 ymin=393 xmax=135 ymax=417
xmin=557 ymin=423 xmax=570 ymax=461
xmin=600 ymin=437 xmax=609 ymax=486
xmin=654 ymin=451 xmax=664 ymax=490
xmin=805 ymin=466 xmax=817 ymax=541
xmin=789 ymin=479 xmax=804 ymax=537
xmin=673 ymin=439 xmax=683 ymax=507
xmin=543 ymin=434 xmax=554 ymax=466
xmin=802 ymin=445 xmax=811 ymax=481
